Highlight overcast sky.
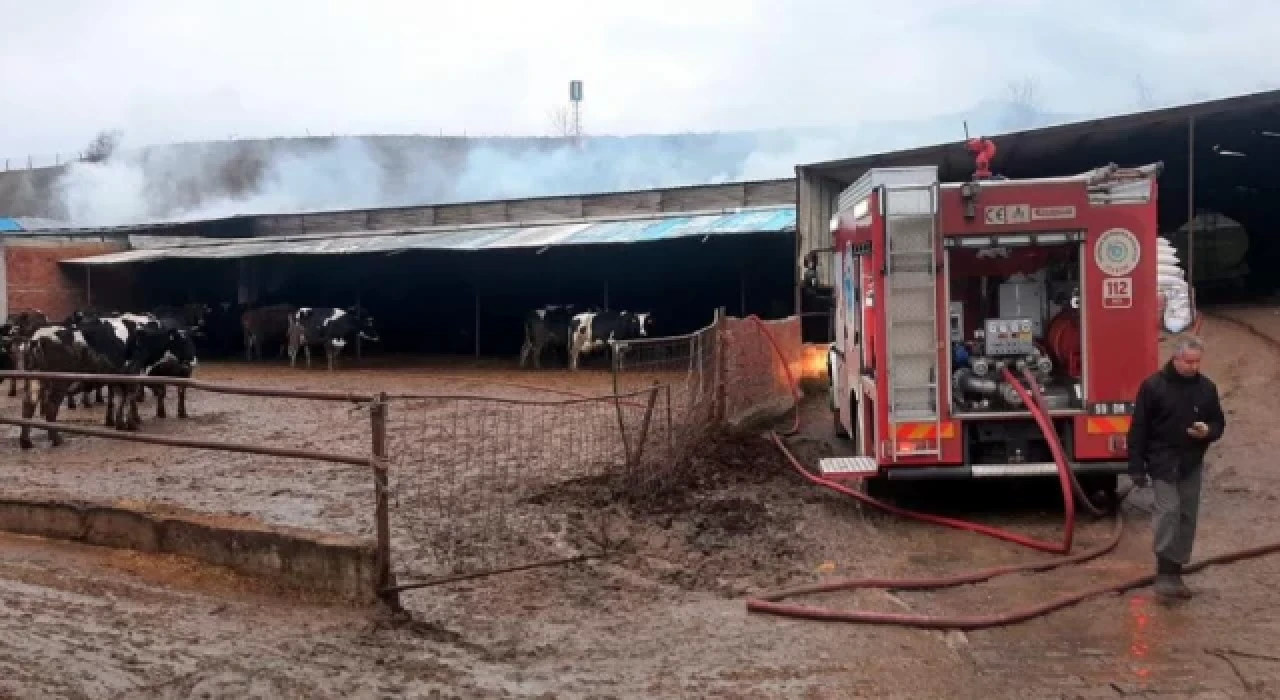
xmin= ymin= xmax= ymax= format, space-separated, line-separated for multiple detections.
xmin=4 ymin=0 xmax=1278 ymax=161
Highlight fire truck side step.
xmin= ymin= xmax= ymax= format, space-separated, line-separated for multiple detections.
xmin=971 ymin=462 xmax=1060 ymax=477
xmin=819 ymin=457 xmax=879 ymax=477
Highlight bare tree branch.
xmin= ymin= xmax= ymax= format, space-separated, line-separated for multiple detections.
xmin=547 ymin=106 xmax=574 ymax=138
xmin=1007 ymin=77 xmax=1042 ymax=110
xmin=1001 ymin=77 xmax=1043 ymax=130
xmin=1132 ymin=75 xmax=1155 ymax=109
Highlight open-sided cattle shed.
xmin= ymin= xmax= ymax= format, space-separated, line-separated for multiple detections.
xmin=796 ymin=89 xmax=1280 ymax=301
xmin=56 ymin=205 xmax=798 ymax=358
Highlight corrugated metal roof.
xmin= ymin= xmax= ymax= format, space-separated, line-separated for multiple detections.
xmin=797 ymin=88 xmax=1280 ymax=185
xmin=61 ymin=206 xmax=796 ymax=265
xmin=16 ymin=178 xmax=796 ymax=236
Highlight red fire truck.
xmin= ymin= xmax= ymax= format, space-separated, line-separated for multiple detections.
xmin=821 ymin=146 xmax=1163 ymax=497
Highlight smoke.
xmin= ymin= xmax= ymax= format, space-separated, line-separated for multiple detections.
xmin=38 ymin=98 xmax=1077 ymax=228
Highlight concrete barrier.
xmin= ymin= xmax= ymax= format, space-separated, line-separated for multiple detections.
xmin=0 ymin=495 xmax=378 ymax=603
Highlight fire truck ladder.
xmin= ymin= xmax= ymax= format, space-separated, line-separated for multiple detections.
xmin=883 ymin=183 xmax=941 ymax=460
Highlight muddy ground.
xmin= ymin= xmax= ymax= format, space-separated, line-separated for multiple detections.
xmin=2 ymin=311 xmax=1279 ymax=698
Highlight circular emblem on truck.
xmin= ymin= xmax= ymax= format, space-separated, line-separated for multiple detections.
xmin=1093 ymin=228 xmax=1140 ymax=277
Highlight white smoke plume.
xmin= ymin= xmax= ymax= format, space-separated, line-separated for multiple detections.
xmin=36 ymin=99 xmax=1077 ymax=227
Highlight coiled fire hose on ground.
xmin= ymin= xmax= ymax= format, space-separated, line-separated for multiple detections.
xmin=739 ymin=314 xmax=1280 ymax=631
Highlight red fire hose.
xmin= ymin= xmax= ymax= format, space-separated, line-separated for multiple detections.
xmin=740 ymin=314 xmax=1280 ymax=630
xmin=743 ymin=315 xmax=1082 ymax=553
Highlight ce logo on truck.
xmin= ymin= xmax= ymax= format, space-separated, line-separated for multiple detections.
xmin=1094 ymin=227 xmax=1140 ymax=277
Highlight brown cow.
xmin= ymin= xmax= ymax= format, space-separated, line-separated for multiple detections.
xmin=241 ymin=304 xmax=297 ymax=361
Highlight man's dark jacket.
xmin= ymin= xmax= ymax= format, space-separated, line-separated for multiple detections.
xmin=1127 ymin=361 xmax=1226 ymax=482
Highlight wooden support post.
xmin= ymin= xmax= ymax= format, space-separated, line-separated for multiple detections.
xmin=715 ymin=306 xmax=728 ymax=426
xmin=370 ymin=393 xmax=401 ymax=611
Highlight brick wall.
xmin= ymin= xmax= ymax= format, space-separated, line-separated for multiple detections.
xmin=3 ymin=241 xmax=132 ymax=320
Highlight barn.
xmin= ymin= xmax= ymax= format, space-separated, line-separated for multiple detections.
xmin=2 ymin=179 xmax=800 ymax=364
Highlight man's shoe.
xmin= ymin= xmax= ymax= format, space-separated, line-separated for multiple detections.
xmin=1153 ymin=573 xmax=1180 ymax=599
xmin=1154 ymin=558 xmax=1192 ymax=599
xmin=1167 ymin=563 xmax=1193 ymax=599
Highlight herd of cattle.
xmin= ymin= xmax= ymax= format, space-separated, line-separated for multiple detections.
xmin=519 ymin=306 xmax=655 ymax=370
xmin=0 ymin=303 xmax=379 ymax=449
xmin=0 ymin=300 xmax=655 ymax=448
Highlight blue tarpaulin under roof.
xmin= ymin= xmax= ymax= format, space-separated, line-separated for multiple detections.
xmin=61 ymin=206 xmax=796 ymax=265
xmin=0 ymin=216 xmax=77 ymax=232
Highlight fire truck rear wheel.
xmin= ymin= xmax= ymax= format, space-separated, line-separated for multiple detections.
xmin=1079 ymin=473 xmax=1119 ymax=508
xmin=864 ymin=476 xmax=893 ymax=501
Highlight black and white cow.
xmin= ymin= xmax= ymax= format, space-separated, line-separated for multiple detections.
xmin=287 ymin=307 xmax=379 ymax=371
xmin=519 ymin=304 xmax=585 ymax=369
xmin=18 ymin=324 xmax=108 ymax=448
xmin=58 ymin=310 xmax=107 ymax=409
xmin=82 ymin=313 xmax=168 ymax=431
xmin=567 ymin=311 xmax=655 ymax=371
xmin=4 ymin=310 xmax=48 ymax=397
xmin=63 ymin=312 xmax=153 ymax=411
xmin=0 ymin=324 xmax=19 ymax=391
xmin=130 ymin=322 xmax=199 ymax=421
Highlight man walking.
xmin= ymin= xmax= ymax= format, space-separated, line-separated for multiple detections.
xmin=1127 ymin=335 xmax=1226 ymax=600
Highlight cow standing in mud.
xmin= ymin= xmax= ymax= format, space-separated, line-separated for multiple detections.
xmin=3 ymin=310 xmax=48 ymax=397
xmin=519 ymin=305 xmax=585 ymax=369
xmin=18 ymin=323 xmax=119 ymax=449
xmin=134 ymin=325 xmax=199 ymax=420
xmin=288 ymin=307 xmax=379 ymax=371
xmin=241 ymin=304 xmax=297 ymax=361
xmin=567 ymin=311 xmax=654 ymax=371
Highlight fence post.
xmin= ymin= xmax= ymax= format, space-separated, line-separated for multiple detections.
xmin=715 ymin=306 xmax=728 ymax=426
xmin=664 ymin=383 xmax=674 ymax=458
xmin=629 ymin=381 xmax=662 ymax=471
xmin=370 ymin=393 xmax=401 ymax=611
xmin=610 ymin=340 xmax=633 ymax=467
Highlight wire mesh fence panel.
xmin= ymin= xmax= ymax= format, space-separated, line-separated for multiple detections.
xmin=610 ymin=318 xmax=720 ymax=490
xmin=379 ymin=314 xmax=814 ymax=584
xmin=384 ymin=390 xmax=668 ymax=582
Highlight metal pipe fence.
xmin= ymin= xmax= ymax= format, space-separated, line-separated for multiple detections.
xmin=0 ymin=314 xmax=808 ymax=601
xmin=0 ymin=369 xmax=394 ymax=603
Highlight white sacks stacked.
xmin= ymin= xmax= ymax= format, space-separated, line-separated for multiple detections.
xmin=1158 ymin=236 xmax=1194 ymax=333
